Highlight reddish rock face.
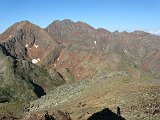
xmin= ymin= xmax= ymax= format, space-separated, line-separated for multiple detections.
xmin=45 ymin=19 xmax=160 ymax=79
xmin=1 ymin=19 xmax=160 ymax=82
xmin=0 ymin=20 xmax=59 ymax=66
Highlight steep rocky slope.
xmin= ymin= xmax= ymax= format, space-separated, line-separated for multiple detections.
xmin=0 ymin=21 xmax=65 ymax=102
xmin=28 ymin=76 xmax=160 ymax=120
xmin=46 ymin=19 xmax=160 ymax=79
xmin=0 ymin=48 xmax=37 ymax=102
xmin=0 ymin=20 xmax=61 ymax=65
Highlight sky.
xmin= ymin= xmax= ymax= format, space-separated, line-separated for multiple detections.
xmin=0 ymin=0 xmax=160 ymax=33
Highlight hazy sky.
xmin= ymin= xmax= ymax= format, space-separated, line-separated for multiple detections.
xmin=0 ymin=0 xmax=160 ymax=33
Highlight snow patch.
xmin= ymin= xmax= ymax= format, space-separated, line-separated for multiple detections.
xmin=32 ymin=58 xmax=40 ymax=64
xmin=139 ymin=37 xmax=141 ymax=39
xmin=37 ymin=58 xmax=40 ymax=61
xmin=9 ymin=35 xmax=12 ymax=38
xmin=32 ymin=59 xmax=38 ymax=64
xmin=34 ymin=44 xmax=39 ymax=48
xmin=124 ymin=49 xmax=127 ymax=53
xmin=94 ymin=41 xmax=97 ymax=44
xmin=25 ymin=44 xmax=28 ymax=47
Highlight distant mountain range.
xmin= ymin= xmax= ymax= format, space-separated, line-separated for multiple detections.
xmin=149 ymin=30 xmax=160 ymax=35
xmin=0 ymin=19 xmax=160 ymax=119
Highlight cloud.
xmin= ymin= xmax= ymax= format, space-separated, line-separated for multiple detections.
xmin=149 ymin=30 xmax=160 ymax=35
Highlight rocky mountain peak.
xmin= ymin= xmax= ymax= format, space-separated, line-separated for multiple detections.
xmin=0 ymin=20 xmax=40 ymax=42
xmin=0 ymin=21 xmax=59 ymax=65
xmin=0 ymin=21 xmax=65 ymax=103
xmin=76 ymin=21 xmax=94 ymax=29
xmin=63 ymin=19 xmax=74 ymax=23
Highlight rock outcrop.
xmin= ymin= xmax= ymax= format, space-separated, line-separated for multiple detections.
xmin=28 ymin=110 xmax=72 ymax=120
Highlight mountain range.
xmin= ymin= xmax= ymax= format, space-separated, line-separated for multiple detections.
xmin=0 ymin=19 xmax=159 ymax=120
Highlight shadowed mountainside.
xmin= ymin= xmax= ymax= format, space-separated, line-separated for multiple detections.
xmin=0 ymin=21 xmax=65 ymax=102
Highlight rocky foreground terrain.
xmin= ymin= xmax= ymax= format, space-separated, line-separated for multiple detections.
xmin=0 ymin=19 xmax=160 ymax=120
